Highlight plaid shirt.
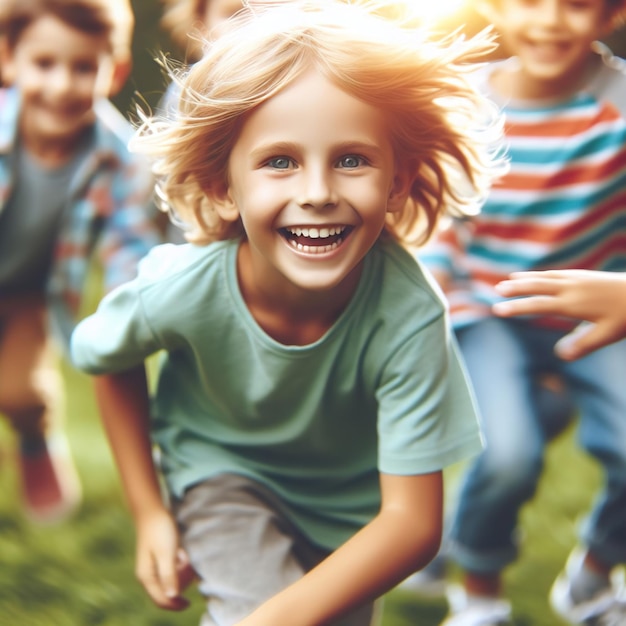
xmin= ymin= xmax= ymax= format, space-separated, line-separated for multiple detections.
xmin=0 ymin=87 xmax=162 ymax=350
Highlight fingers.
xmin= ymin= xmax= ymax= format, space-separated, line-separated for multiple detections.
xmin=136 ymin=548 xmax=190 ymax=611
xmin=506 ymin=270 xmax=565 ymax=281
xmin=492 ymin=295 xmax=558 ymax=317
xmin=493 ymin=272 xmax=567 ymax=318
xmin=176 ymin=548 xmax=198 ymax=590
xmin=495 ymin=276 xmax=560 ymax=299
xmin=555 ymin=322 xmax=619 ymax=361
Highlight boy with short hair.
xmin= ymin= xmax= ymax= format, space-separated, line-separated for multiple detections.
xmin=0 ymin=0 xmax=161 ymax=524
xmin=420 ymin=0 xmax=626 ymax=623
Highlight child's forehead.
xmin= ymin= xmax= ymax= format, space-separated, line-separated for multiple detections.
xmin=17 ymin=12 xmax=112 ymax=55
xmin=2 ymin=0 xmax=132 ymax=59
xmin=232 ymin=70 xmax=394 ymax=154
xmin=203 ymin=0 xmax=243 ymax=20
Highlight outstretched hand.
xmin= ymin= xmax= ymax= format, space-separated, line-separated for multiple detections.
xmin=493 ymin=270 xmax=626 ymax=360
xmin=135 ymin=509 xmax=196 ymax=611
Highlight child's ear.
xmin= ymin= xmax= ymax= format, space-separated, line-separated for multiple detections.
xmin=108 ymin=58 xmax=132 ymax=97
xmin=387 ymin=169 xmax=412 ymax=213
xmin=603 ymin=8 xmax=622 ymax=37
xmin=211 ymin=184 xmax=240 ymax=222
xmin=0 ymin=37 xmax=16 ymax=85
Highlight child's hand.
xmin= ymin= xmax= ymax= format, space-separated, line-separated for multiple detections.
xmin=493 ymin=270 xmax=626 ymax=360
xmin=135 ymin=509 xmax=195 ymax=611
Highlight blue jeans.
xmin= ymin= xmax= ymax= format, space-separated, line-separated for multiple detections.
xmin=449 ymin=317 xmax=626 ymax=574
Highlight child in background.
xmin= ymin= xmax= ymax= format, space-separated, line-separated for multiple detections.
xmin=0 ymin=0 xmax=161 ymax=524
xmin=160 ymin=0 xmax=242 ymax=65
xmin=419 ymin=0 xmax=626 ymax=624
xmin=159 ymin=0 xmax=242 ymax=242
xmin=494 ymin=270 xmax=626 ymax=360
xmin=70 ymin=1 xmax=505 ymax=623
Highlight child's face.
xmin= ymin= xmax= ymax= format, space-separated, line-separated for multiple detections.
xmin=221 ymin=69 xmax=407 ymax=295
xmin=2 ymin=14 xmax=116 ymax=151
xmin=490 ymin=0 xmax=612 ymax=92
xmin=202 ymin=0 xmax=242 ymax=37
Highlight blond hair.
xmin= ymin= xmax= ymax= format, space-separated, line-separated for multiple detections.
xmin=135 ymin=0 xmax=507 ymax=246
xmin=0 ymin=0 xmax=134 ymax=62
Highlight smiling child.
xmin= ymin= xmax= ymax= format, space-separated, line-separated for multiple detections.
xmin=70 ymin=1 xmax=505 ymax=624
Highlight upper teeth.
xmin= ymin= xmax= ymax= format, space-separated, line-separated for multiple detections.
xmin=286 ymin=226 xmax=345 ymax=238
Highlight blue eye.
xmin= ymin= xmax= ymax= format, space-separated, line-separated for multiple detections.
xmin=338 ymin=155 xmax=364 ymax=168
xmin=267 ymin=157 xmax=293 ymax=170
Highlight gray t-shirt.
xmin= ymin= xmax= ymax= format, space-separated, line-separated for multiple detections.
xmin=0 ymin=141 xmax=87 ymax=295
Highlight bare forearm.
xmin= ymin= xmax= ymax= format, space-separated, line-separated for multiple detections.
xmin=252 ymin=514 xmax=439 ymax=624
xmin=94 ymin=368 xmax=191 ymax=610
xmin=94 ymin=367 xmax=165 ymax=519
xmin=239 ymin=472 xmax=443 ymax=626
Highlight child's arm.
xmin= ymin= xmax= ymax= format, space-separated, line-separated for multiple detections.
xmin=94 ymin=366 xmax=191 ymax=611
xmin=237 ymin=471 xmax=443 ymax=626
xmin=493 ymin=270 xmax=626 ymax=360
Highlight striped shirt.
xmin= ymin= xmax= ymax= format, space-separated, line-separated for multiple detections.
xmin=421 ymin=44 xmax=626 ymax=329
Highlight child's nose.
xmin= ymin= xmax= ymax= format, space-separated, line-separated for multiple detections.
xmin=297 ymin=167 xmax=338 ymax=210
xmin=49 ymin=66 xmax=73 ymax=95
xmin=536 ymin=0 xmax=562 ymax=26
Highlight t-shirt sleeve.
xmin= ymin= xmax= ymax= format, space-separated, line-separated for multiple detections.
xmin=376 ymin=313 xmax=483 ymax=475
xmin=70 ymin=268 xmax=161 ymax=375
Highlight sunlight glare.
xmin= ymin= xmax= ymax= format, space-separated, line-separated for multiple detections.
xmin=410 ymin=0 xmax=467 ymax=24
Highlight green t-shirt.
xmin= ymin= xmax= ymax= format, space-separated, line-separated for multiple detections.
xmin=71 ymin=237 xmax=482 ymax=549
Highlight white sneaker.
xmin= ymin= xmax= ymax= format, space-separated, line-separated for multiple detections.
xmin=440 ymin=584 xmax=513 ymax=626
xmin=550 ymin=548 xmax=626 ymax=625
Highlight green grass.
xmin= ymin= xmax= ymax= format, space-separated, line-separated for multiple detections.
xmin=0 ymin=355 xmax=601 ymax=626
xmin=0 ymin=362 xmax=204 ymax=626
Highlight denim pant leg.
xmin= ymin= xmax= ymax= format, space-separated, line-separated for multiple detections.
xmin=449 ymin=318 xmax=548 ymax=573
xmin=562 ymin=338 xmax=626 ymax=567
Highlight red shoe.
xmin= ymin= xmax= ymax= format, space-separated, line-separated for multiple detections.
xmin=17 ymin=432 xmax=82 ymax=524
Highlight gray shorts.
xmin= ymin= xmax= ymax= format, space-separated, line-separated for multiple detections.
xmin=172 ymin=474 xmax=381 ymax=626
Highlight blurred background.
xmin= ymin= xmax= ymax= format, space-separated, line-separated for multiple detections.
xmin=1 ymin=1 xmax=625 ymax=625
xmin=114 ymin=0 xmax=626 ymax=115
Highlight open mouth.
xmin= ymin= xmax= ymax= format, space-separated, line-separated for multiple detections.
xmin=279 ymin=225 xmax=352 ymax=254
xmin=525 ymin=39 xmax=568 ymax=57
xmin=41 ymin=104 xmax=85 ymax=123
